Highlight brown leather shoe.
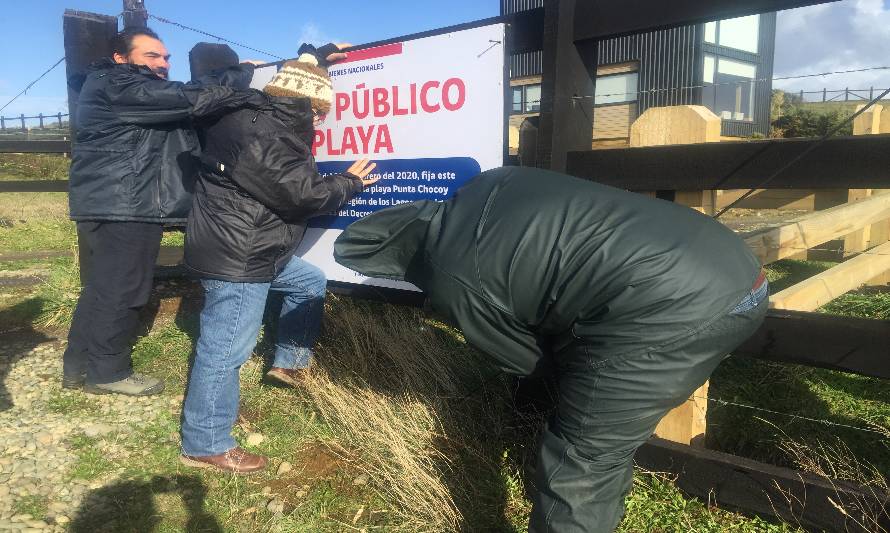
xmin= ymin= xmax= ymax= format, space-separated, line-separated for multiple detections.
xmin=180 ymin=447 xmax=268 ymax=474
xmin=264 ymin=367 xmax=311 ymax=388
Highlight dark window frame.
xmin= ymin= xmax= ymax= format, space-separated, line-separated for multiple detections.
xmin=594 ymin=70 xmax=641 ymax=108
xmin=511 ymin=83 xmax=541 ymax=115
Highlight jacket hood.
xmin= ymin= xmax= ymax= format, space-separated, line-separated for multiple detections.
xmin=263 ymin=96 xmax=314 ymax=132
xmin=333 ymin=200 xmax=443 ymax=283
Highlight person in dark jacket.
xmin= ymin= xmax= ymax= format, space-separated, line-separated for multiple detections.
xmin=333 ymin=167 xmax=768 ymax=532
xmin=63 ymin=27 xmax=270 ymax=397
xmin=179 ymin=47 xmax=379 ymax=474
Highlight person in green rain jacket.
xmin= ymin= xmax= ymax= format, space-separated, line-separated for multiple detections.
xmin=333 ymin=166 xmax=768 ymax=533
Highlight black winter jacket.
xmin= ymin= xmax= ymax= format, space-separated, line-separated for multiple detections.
xmin=68 ymin=59 xmax=267 ymax=223
xmin=334 ymin=167 xmax=761 ymax=376
xmin=184 ymin=97 xmax=363 ymax=282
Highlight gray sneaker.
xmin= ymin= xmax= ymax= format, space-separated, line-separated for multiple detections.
xmin=84 ymin=373 xmax=165 ymax=396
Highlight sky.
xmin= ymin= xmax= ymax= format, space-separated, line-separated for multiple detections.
xmin=1 ymin=0 xmax=889 ymax=118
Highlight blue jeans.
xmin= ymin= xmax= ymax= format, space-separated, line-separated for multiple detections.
xmin=181 ymin=255 xmax=326 ymax=456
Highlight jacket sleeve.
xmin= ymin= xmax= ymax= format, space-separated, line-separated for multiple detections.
xmin=233 ymin=133 xmax=363 ymax=223
xmin=105 ymin=71 xmax=268 ymax=125
xmin=426 ymin=263 xmax=547 ymax=377
xmin=193 ymin=63 xmax=255 ymax=89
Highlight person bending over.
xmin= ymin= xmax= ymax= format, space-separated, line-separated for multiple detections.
xmin=333 ymin=167 xmax=767 ymax=532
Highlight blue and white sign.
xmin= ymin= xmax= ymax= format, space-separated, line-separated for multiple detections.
xmin=254 ymin=23 xmax=505 ymax=290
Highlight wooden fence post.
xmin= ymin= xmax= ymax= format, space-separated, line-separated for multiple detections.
xmin=63 ymin=9 xmax=118 ymax=283
xmin=535 ymin=0 xmax=598 ymax=172
xmin=630 ymin=105 xmax=721 ymax=446
xmin=629 ymin=105 xmax=721 ymax=214
xmin=856 ymin=104 xmax=890 ymax=286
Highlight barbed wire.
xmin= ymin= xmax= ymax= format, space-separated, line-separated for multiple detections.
xmin=563 ymin=65 xmax=890 ymax=102
xmin=0 ymin=57 xmax=66 ymax=115
xmin=147 ymin=14 xmax=285 ymax=60
xmin=712 ymin=86 xmax=890 ymax=219
xmin=695 ymin=395 xmax=888 ymax=437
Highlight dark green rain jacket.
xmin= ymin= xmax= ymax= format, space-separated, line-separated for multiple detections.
xmin=334 ymin=167 xmax=761 ymax=376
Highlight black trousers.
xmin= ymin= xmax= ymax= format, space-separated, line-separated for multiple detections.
xmin=528 ymin=288 xmax=768 ymax=533
xmin=63 ymin=221 xmax=163 ymax=384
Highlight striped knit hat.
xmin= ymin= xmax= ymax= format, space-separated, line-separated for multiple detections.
xmin=263 ymin=53 xmax=333 ymax=114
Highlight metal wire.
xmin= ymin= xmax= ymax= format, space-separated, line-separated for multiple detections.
xmin=0 ymin=57 xmax=66 ymax=114
xmin=711 ymin=87 xmax=890 ymax=219
xmin=147 ymin=14 xmax=285 ymax=60
xmin=695 ymin=396 xmax=889 ymax=437
xmin=567 ymin=65 xmax=890 ymax=102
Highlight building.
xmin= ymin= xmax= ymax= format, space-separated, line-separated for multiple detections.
xmin=503 ymin=1 xmax=777 ymax=152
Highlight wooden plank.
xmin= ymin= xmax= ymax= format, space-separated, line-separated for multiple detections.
xmin=566 ymin=134 xmax=890 ymax=190
xmin=734 ymin=310 xmax=890 ymax=380
xmin=0 ymin=180 xmax=69 ymax=193
xmin=770 ymin=241 xmax=890 ymax=311
xmin=592 ymin=103 xmax=635 ymax=141
xmin=743 ymin=192 xmax=890 ymax=264
xmin=639 ymin=106 xmax=723 ymax=445
xmin=635 ymin=437 xmax=890 ymax=533
xmin=534 ymin=0 xmax=598 ymax=172
xmin=0 ymin=140 xmax=72 ymax=154
xmin=574 ymin=0 xmax=839 ymax=42
xmin=63 ymin=10 xmax=117 ymax=137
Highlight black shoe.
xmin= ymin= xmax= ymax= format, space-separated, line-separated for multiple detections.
xmin=62 ymin=373 xmax=86 ymax=390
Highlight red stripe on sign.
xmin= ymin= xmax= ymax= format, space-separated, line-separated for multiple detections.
xmin=335 ymin=42 xmax=403 ymax=64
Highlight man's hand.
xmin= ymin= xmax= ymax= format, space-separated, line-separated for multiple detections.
xmin=325 ymin=43 xmax=352 ymax=64
xmin=346 ymin=158 xmax=379 ymax=187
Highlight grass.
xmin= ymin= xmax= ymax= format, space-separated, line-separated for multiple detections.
xmin=11 ymin=495 xmax=49 ymax=520
xmin=0 ymin=156 xmax=886 ymax=530
xmin=2 ymin=260 xmax=798 ymax=530
xmin=68 ymin=435 xmax=118 ymax=481
xmin=0 ymin=153 xmax=70 ymax=181
xmin=708 ymin=258 xmax=890 ymax=492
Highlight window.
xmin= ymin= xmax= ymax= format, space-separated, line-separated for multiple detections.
xmin=704 ymin=56 xmax=757 ymax=121
xmin=511 ymin=83 xmax=541 ymax=114
xmin=595 ymin=72 xmax=639 ymax=105
xmin=719 ymin=15 xmax=759 ymax=53
xmin=704 ymin=21 xmax=717 ymax=44
xmin=703 ymin=15 xmax=760 ymax=53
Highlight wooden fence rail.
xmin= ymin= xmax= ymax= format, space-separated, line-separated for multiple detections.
xmin=0 ymin=140 xmax=72 ymax=154
xmin=0 ymin=113 xmax=69 ymax=132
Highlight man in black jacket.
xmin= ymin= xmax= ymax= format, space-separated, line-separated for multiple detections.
xmin=334 ymin=167 xmax=768 ymax=532
xmin=179 ymin=48 xmax=378 ymax=474
xmin=63 ymin=27 xmax=269 ymax=396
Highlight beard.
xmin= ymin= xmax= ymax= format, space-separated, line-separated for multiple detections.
xmin=149 ymin=66 xmax=169 ymax=79
xmin=127 ymin=59 xmax=168 ymax=79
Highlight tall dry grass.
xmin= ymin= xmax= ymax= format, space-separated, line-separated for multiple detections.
xmin=302 ymin=294 xmax=535 ymax=531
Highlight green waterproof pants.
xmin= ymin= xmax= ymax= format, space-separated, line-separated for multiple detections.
xmin=529 ymin=286 xmax=768 ymax=533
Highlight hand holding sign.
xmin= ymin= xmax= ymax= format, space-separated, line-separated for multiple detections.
xmin=325 ymin=43 xmax=352 ymax=64
xmin=346 ymin=158 xmax=379 ymax=188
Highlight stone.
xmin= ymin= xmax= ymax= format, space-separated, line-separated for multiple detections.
xmin=55 ymin=515 xmax=69 ymax=525
xmin=245 ymin=433 xmax=264 ymax=446
xmin=276 ymin=462 xmax=292 ymax=476
xmin=266 ymin=499 xmax=284 ymax=514
xmin=352 ymin=474 xmax=369 ymax=486
xmin=82 ymin=423 xmax=114 ymax=438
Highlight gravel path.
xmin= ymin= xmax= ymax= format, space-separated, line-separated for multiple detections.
xmin=0 ymin=337 xmax=175 ymax=531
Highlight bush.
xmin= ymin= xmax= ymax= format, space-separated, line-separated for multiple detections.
xmin=772 ymin=106 xmax=853 ymax=138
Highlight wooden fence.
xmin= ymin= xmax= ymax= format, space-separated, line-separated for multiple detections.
xmin=0 ymin=113 xmax=69 ymax=132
